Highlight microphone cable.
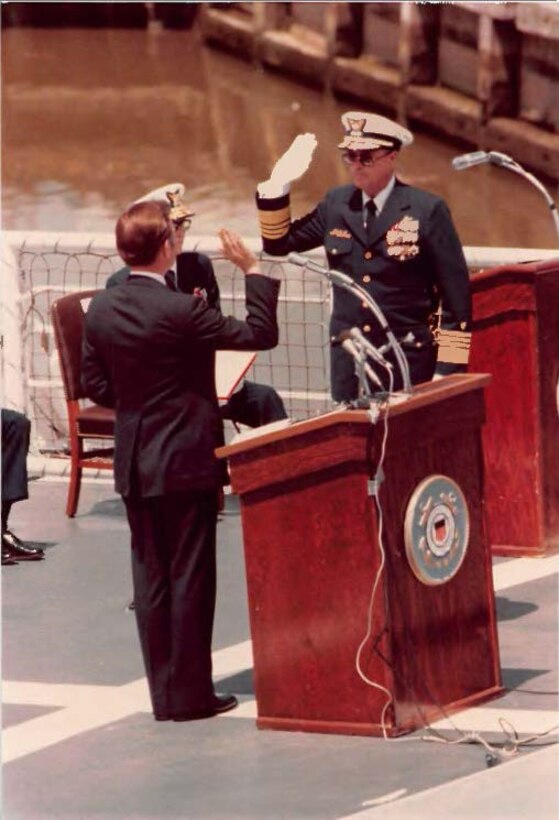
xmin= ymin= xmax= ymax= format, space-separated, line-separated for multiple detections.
xmin=354 ymin=365 xmax=396 ymax=739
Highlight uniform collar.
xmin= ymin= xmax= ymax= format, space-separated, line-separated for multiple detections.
xmin=362 ymin=175 xmax=396 ymax=216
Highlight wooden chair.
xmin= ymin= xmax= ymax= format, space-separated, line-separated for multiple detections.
xmin=51 ymin=290 xmax=115 ymax=517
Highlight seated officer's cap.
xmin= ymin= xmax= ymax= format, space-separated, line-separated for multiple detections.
xmin=133 ymin=182 xmax=195 ymax=224
xmin=338 ymin=112 xmax=413 ymax=151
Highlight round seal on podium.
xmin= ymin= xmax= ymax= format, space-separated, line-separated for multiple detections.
xmin=404 ymin=474 xmax=470 ymax=585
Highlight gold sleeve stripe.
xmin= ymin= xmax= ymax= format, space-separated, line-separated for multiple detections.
xmin=258 ymin=205 xmax=291 ymax=240
xmin=437 ymin=330 xmax=472 ymax=365
xmin=260 ymin=223 xmax=291 ymax=240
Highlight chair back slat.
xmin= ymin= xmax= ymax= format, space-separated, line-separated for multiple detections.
xmin=51 ymin=290 xmax=99 ymax=401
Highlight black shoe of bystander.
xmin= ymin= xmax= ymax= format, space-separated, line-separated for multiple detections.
xmin=2 ymin=530 xmax=45 ymax=562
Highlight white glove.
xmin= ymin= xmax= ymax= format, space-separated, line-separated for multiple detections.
xmin=258 ymin=133 xmax=317 ymax=198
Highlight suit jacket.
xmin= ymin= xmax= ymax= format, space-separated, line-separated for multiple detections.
xmin=257 ymin=180 xmax=471 ymax=395
xmin=82 ymin=274 xmax=279 ymax=498
xmin=106 ymin=252 xmax=221 ymax=310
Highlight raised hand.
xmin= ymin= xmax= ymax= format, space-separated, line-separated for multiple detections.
xmin=218 ymin=229 xmax=260 ymax=275
xmin=258 ymin=133 xmax=318 ymax=197
xmin=269 ymin=133 xmax=318 ymax=186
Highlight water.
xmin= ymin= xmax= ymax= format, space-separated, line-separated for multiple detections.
xmin=3 ymin=27 xmax=558 ymax=248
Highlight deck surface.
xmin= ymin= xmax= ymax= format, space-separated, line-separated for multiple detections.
xmin=3 ymin=477 xmax=558 ymax=819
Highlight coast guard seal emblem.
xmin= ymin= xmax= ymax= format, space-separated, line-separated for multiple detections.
xmin=404 ymin=475 xmax=470 ymax=586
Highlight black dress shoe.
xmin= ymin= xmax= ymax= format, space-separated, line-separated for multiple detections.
xmin=2 ymin=550 xmax=18 ymax=566
xmin=212 ymin=694 xmax=239 ymax=714
xmin=2 ymin=530 xmax=45 ymax=561
xmin=172 ymin=694 xmax=239 ymax=722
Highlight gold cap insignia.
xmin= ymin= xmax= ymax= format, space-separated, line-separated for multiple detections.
xmin=347 ymin=117 xmax=366 ymax=136
xmin=166 ymin=189 xmax=195 ymax=225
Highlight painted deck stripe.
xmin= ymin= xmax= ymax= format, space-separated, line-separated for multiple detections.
xmin=3 ymin=553 xmax=557 ymax=763
xmin=3 ymin=642 xmax=255 ymax=762
xmin=492 ymin=554 xmax=559 ymax=591
xmin=336 ymin=746 xmax=558 ymax=820
xmin=422 ymin=707 xmax=558 ymax=736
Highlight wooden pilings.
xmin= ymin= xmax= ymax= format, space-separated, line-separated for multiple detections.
xmin=198 ymin=2 xmax=559 ymax=180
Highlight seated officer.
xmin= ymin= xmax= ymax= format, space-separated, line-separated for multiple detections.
xmin=106 ymin=184 xmax=287 ymax=429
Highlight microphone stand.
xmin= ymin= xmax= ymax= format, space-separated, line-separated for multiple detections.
xmin=283 ymin=253 xmax=412 ymax=394
xmin=349 ymin=336 xmax=375 ymax=406
xmin=490 ymin=154 xmax=559 ymax=244
xmin=453 ymin=151 xmax=559 ymax=246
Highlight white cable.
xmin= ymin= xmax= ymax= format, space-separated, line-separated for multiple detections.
xmin=354 ymin=366 xmax=395 ymax=739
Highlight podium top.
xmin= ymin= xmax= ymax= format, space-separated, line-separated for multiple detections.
xmin=471 ymin=257 xmax=559 ymax=284
xmin=217 ymin=373 xmax=490 ymax=459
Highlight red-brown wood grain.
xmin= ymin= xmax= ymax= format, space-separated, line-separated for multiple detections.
xmin=219 ymin=375 xmax=503 ymax=736
xmin=470 ymin=261 xmax=559 ymax=555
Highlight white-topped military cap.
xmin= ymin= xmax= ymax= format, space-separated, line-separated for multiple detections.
xmin=338 ymin=112 xmax=413 ymax=151
xmin=133 ymin=182 xmax=195 ymax=224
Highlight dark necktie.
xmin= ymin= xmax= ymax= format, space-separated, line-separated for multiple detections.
xmin=164 ymin=270 xmax=177 ymax=291
xmin=365 ymin=199 xmax=377 ymax=243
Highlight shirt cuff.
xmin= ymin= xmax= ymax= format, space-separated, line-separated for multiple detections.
xmin=257 ymin=180 xmax=291 ymax=199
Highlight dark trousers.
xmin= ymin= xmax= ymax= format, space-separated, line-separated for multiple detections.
xmin=2 ymin=409 xmax=30 ymax=531
xmin=221 ymin=380 xmax=287 ymax=428
xmin=124 ymin=489 xmax=219 ymax=719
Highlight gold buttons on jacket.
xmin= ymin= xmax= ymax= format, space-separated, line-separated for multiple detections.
xmin=331 ymin=248 xmax=338 ymax=255
xmin=362 ymin=275 xmax=371 ymax=283
xmin=363 ymin=324 xmax=371 ymax=333
xmin=364 ymin=251 xmax=372 ymax=260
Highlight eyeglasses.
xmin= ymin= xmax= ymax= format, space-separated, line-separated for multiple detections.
xmin=341 ymin=149 xmax=387 ymax=167
xmin=173 ymin=217 xmax=192 ymax=232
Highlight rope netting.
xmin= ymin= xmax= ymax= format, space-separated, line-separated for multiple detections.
xmin=3 ymin=235 xmax=332 ymax=458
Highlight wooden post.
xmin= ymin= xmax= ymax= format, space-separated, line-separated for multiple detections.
xmin=477 ymin=10 xmax=520 ymax=119
xmin=399 ymin=2 xmax=439 ymax=86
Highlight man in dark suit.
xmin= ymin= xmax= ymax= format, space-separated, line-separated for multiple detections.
xmin=82 ymin=200 xmax=280 ymax=721
xmin=2 ymin=409 xmax=45 ymax=565
xmin=106 ymin=185 xmax=287 ymax=428
xmin=256 ymin=112 xmax=471 ymax=402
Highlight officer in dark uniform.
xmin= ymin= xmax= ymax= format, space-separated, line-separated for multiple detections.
xmin=256 ymin=112 xmax=472 ymax=402
xmin=107 ymin=184 xmax=287 ymax=428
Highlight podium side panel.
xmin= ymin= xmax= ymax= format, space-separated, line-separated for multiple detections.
xmin=471 ymin=265 xmax=559 ymax=554
xmin=240 ymin=466 xmax=396 ymax=731
xmin=476 ymin=312 xmax=541 ymax=546
xmin=536 ymin=271 xmax=559 ymax=551
xmin=471 ymin=300 xmax=543 ymax=550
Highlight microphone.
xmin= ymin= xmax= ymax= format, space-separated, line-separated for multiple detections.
xmin=347 ymin=327 xmax=392 ymax=368
xmin=338 ymin=336 xmax=383 ymax=389
xmin=487 ymin=151 xmax=515 ymax=167
xmin=287 ymin=252 xmax=354 ymax=287
xmin=451 ymin=151 xmax=489 ymax=171
xmin=341 ymin=339 xmax=383 ymax=390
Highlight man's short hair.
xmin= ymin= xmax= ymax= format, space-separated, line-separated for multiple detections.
xmin=116 ymin=201 xmax=172 ymax=267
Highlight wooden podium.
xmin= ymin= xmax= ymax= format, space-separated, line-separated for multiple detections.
xmin=217 ymin=375 xmax=503 ymax=737
xmin=470 ymin=260 xmax=559 ymax=556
